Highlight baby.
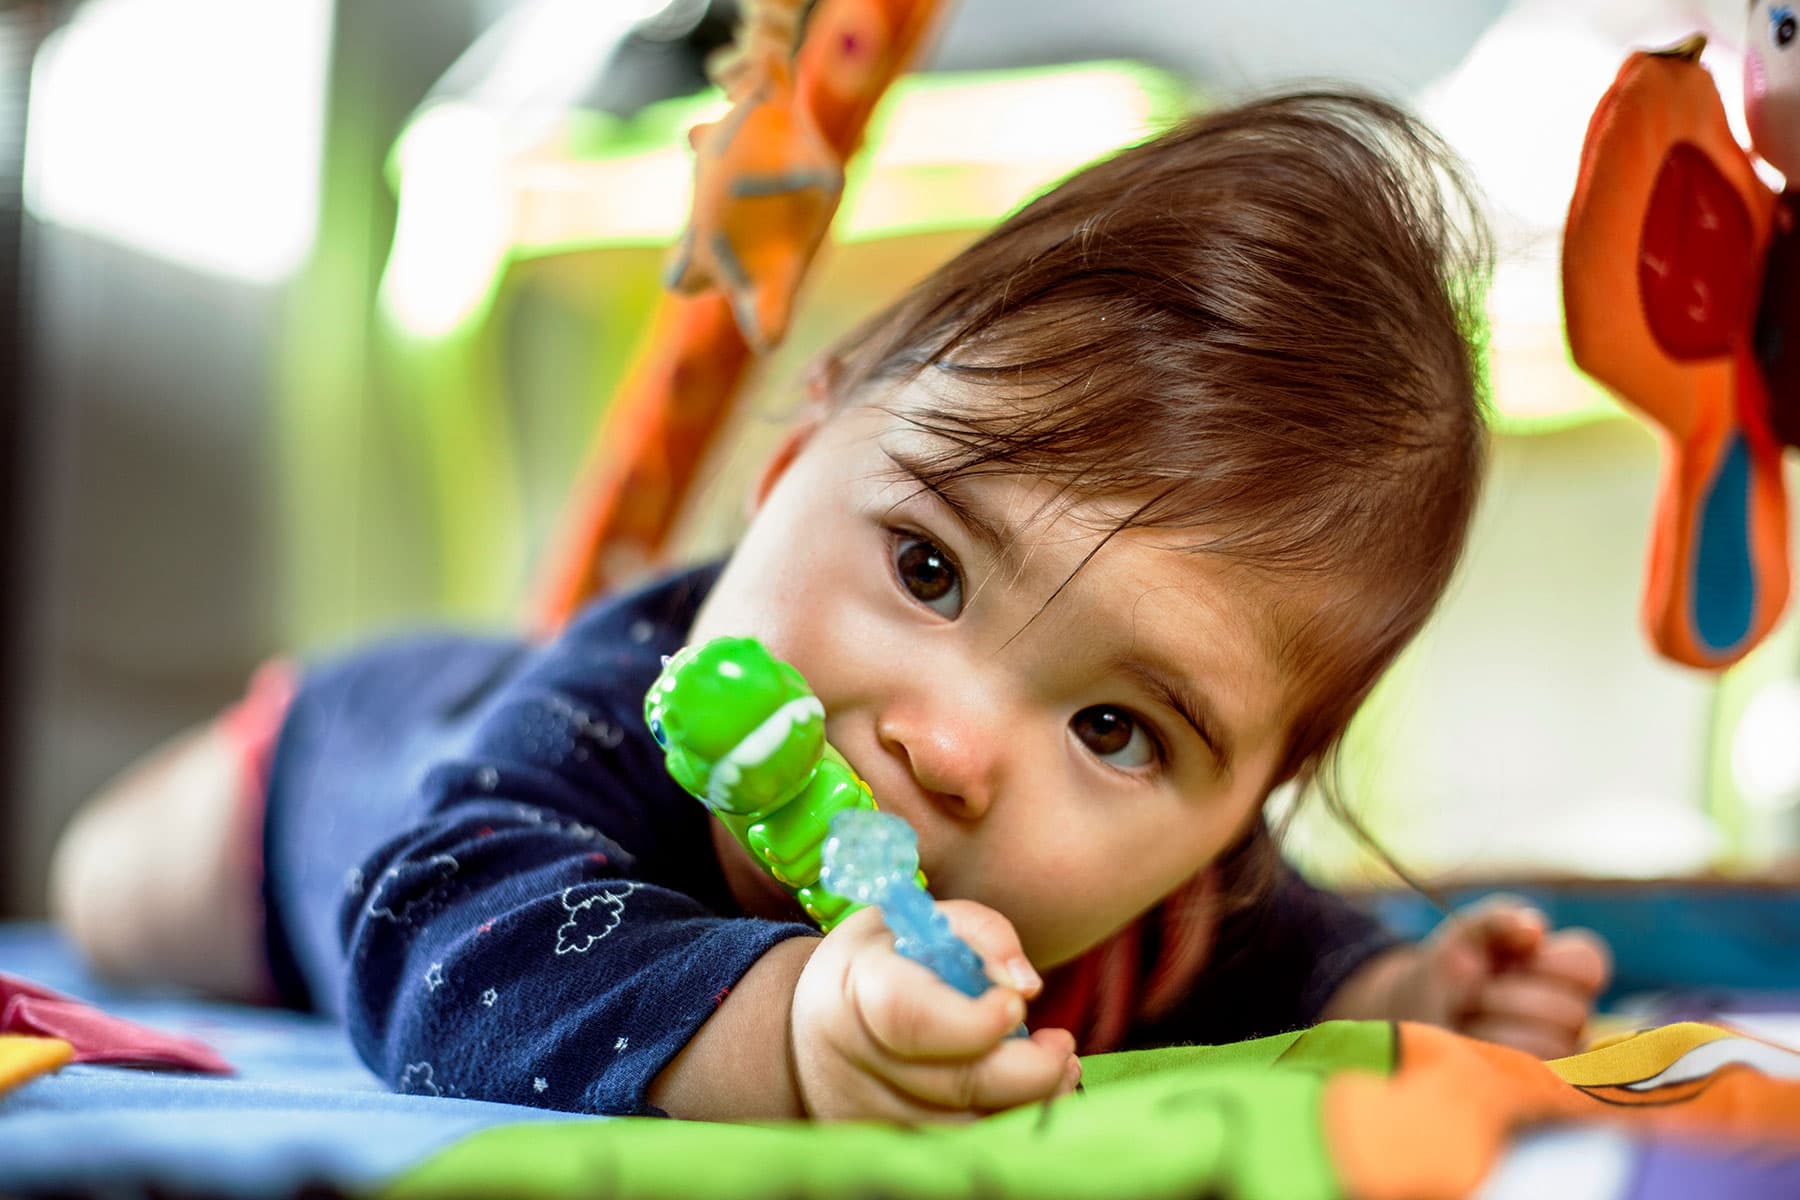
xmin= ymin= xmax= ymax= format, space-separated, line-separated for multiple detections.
xmin=52 ymin=90 xmax=1610 ymax=1122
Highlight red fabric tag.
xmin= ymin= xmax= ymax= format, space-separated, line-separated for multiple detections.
xmin=0 ymin=973 xmax=232 ymax=1074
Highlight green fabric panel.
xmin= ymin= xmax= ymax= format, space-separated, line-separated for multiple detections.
xmin=383 ymin=1036 xmax=1363 ymax=1200
xmin=1077 ymin=1020 xmax=1395 ymax=1091
xmin=1077 ymin=1028 xmax=1305 ymax=1089
xmin=1272 ymin=1020 xmax=1397 ymax=1075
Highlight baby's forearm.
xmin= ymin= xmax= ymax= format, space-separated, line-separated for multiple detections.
xmin=1320 ymin=902 xmax=1608 ymax=1060
xmin=644 ymin=935 xmax=817 ymax=1121
xmin=1317 ymin=945 xmax=1419 ymax=1022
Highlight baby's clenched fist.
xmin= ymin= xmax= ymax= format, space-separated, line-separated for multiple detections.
xmin=789 ymin=901 xmax=1081 ymax=1122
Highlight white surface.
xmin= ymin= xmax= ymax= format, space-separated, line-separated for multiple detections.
xmin=1474 ymin=1127 xmax=1637 ymax=1200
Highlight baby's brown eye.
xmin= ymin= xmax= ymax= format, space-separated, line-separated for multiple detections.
xmin=894 ymin=537 xmax=963 ymax=617
xmin=1072 ymin=706 xmax=1155 ymax=769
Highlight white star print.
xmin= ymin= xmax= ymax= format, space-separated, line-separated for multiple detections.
xmin=480 ymin=987 xmax=497 ymax=1007
xmin=614 ymin=1036 xmax=629 ymax=1051
xmin=533 ymin=1076 xmax=548 ymax=1093
xmin=424 ymin=962 xmax=445 ymax=991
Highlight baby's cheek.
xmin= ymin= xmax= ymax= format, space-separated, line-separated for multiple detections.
xmin=1019 ymin=908 xmax=1131 ymax=970
xmin=1009 ymin=860 xmax=1159 ymax=968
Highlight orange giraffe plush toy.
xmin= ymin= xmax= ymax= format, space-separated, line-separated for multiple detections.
xmin=664 ymin=0 xmax=841 ymax=353
xmin=1563 ymin=5 xmax=1800 ymax=669
xmin=533 ymin=0 xmax=946 ymax=633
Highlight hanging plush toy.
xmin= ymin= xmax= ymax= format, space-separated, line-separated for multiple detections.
xmin=662 ymin=0 xmax=843 ymax=352
xmin=1563 ymin=6 xmax=1800 ymax=670
xmin=532 ymin=0 xmax=947 ymax=633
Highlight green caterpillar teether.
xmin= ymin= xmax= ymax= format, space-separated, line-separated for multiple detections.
xmin=644 ymin=636 xmax=884 ymax=930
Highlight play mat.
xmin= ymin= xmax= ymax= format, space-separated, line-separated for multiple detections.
xmin=4 ymin=918 xmax=1799 ymax=1199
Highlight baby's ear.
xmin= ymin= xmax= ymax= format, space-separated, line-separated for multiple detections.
xmin=749 ymin=409 xmax=824 ymax=513
xmin=748 ymin=359 xmax=838 ymax=512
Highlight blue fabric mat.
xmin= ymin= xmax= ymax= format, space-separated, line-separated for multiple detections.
xmin=6 ymin=887 xmax=1797 ymax=1195
xmin=1365 ymin=884 xmax=1800 ymax=1000
xmin=0 ymin=924 xmax=572 ymax=1196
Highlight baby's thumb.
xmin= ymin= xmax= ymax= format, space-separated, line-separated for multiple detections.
xmin=935 ymin=899 xmax=1043 ymax=999
xmin=1448 ymin=895 xmax=1548 ymax=963
xmin=1416 ymin=896 xmax=1541 ymax=1019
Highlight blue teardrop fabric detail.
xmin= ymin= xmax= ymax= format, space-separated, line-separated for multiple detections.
xmin=1692 ymin=430 xmax=1755 ymax=656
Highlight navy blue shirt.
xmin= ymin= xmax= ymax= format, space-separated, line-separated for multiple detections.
xmin=262 ymin=561 xmax=1398 ymax=1116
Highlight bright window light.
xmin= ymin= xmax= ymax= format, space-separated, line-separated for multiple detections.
xmin=471 ymin=62 xmax=1180 ymax=257
xmin=379 ymin=0 xmax=684 ymax=337
xmin=1732 ymin=679 xmax=1800 ymax=813
xmin=457 ymin=0 xmax=677 ymax=146
xmin=379 ymin=103 xmax=512 ymax=339
xmin=24 ymin=0 xmax=332 ymax=285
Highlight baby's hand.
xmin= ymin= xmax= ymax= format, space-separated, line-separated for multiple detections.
xmin=789 ymin=901 xmax=1080 ymax=1122
xmin=1338 ymin=895 xmax=1612 ymax=1059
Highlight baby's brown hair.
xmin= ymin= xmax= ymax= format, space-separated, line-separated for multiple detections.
xmin=824 ymin=88 xmax=1488 ymax=788
xmin=816 ymin=89 xmax=1491 ymax=1047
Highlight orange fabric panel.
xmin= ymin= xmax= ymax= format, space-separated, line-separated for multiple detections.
xmin=1326 ymin=1021 xmax=1800 ymax=1200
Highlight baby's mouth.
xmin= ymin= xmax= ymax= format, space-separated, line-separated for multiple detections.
xmin=825 ymin=739 xmax=939 ymax=882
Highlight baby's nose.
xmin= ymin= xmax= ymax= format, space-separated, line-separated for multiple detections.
xmin=877 ymin=710 xmax=1002 ymax=822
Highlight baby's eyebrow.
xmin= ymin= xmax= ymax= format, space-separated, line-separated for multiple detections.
xmin=1114 ymin=657 xmax=1235 ymax=778
xmin=884 ymin=445 xmax=1234 ymax=773
xmin=882 ymin=448 xmax=1025 ymax=577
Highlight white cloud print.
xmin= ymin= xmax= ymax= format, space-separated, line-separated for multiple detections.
xmin=400 ymin=1062 xmax=442 ymax=1096
xmin=366 ymin=854 xmax=460 ymax=923
xmin=554 ymin=882 xmax=643 ymax=955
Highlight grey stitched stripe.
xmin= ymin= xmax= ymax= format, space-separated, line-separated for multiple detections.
xmin=709 ymin=232 xmax=762 ymax=345
xmin=728 ymin=170 xmax=843 ymax=198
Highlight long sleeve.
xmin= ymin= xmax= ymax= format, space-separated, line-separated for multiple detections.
xmin=266 ymin=562 xmax=816 ymax=1116
xmin=338 ymin=751 xmax=812 ymax=1115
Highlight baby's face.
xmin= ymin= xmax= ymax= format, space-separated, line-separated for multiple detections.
xmin=686 ymin=386 xmax=1293 ymax=968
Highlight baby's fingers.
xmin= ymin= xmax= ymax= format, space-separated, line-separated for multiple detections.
xmin=934 ymin=899 xmax=1044 ymax=997
xmin=1437 ymin=894 xmax=1546 ymax=963
xmin=876 ymin=1027 xmax=1080 ymax=1116
xmin=1529 ymin=929 xmax=1613 ymax=997
xmin=847 ymin=937 xmax=1027 ymax=1060
xmin=1473 ymin=973 xmax=1592 ymax=1041
xmin=1461 ymin=1013 xmax=1582 ymax=1061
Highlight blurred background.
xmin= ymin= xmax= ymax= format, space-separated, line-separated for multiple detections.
xmin=3 ymin=0 xmax=1797 ymax=929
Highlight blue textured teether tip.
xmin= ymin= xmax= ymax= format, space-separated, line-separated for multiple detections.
xmin=822 ymin=809 xmax=993 ymax=1000
xmin=819 ymin=807 xmax=917 ymax=903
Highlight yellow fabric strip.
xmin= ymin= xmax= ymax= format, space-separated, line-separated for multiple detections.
xmin=0 ymin=1034 xmax=75 ymax=1097
xmin=1546 ymin=1021 xmax=1736 ymax=1087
